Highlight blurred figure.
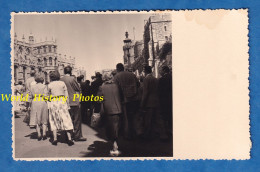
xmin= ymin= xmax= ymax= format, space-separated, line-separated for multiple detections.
xmin=158 ymin=66 xmax=172 ymax=136
xmin=134 ymin=75 xmax=145 ymax=136
xmin=77 ymin=76 xmax=82 ymax=84
xmin=98 ymin=72 xmax=122 ymax=156
xmin=25 ymin=70 xmax=36 ymax=93
xmin=29 ymin=74 xmax=48 ymax=140
xmin=114 ymin=63 xmax=139 ymax=139
xmin=60 ymin=66 xmax=86 ymax=142
xmin=24 ymin=69 xmax=36 ymax=127
xmin=14 ymin=81 xmax=25 ymax=117
xmin=91 ymin=72 xmax=103 ymax=113
xmin=141 ymin=66 xmax=167 ymax=140
xmin=81 ymin=80 xmax=91 ymax=123
xmin=91 ymin=76 xmax=96 ymax=82
xmin=48 ymin=70 xmax=74 ymax=146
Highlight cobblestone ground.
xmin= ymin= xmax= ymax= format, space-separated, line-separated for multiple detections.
xmin=14 ymin=114 xmax=173 ymax=159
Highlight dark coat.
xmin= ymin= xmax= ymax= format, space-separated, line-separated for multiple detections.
xmin=158 ymin=73 xmax=172 ymax=120
xmin=60 ymin=75 xmax=81 ymax=106
xmin=81 ymin=81 xmax=91 ymax=97
xmin=113 ymin=71 xmax=139 ymax=103
xmin=141 ymin=74 xmax=159 ymax=108
xmin=91 ymin=77 xmax=103 ymax=96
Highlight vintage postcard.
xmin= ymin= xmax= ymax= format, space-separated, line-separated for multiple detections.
xmin=10 ymin=10 xmax=250 ymax=160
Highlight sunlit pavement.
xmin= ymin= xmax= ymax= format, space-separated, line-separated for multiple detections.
xmin=14 ymin=114 xmax=173 ymax=159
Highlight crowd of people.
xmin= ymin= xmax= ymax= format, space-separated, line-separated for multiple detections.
xmin=14 ymin=63 xmax=172 ymax=157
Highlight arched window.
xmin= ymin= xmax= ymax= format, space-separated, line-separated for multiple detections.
xmin=49 ymin=57 xmax=52 ymax=66
xmin=23 ymin=66 xmax=26 ymax=82
xmin=164 ymin=26 xmax=167 ymax=31
xmin=54 ymin=58 xmax=57 ymax=66
xmin=44 ymin=58 xmax=47 ymax=66
xmin=44 ymin=72 xmax=48 ymax=83
xmin=14 ymin=65 xmax=18 ymax=84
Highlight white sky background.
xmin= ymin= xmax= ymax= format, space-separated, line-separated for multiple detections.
xmin=14 ymin=13 xmax=152 ymax=79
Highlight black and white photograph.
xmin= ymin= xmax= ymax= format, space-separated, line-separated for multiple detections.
xmin=12 ymin=10 xmax=250 ymax=160
xmin=12 ymin=12 xmax=173 ymax=159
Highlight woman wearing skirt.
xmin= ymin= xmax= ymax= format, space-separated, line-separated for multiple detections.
xmin=47 ymin=71 xmax=74 ymax=146
xmin=29 ymin=75 xmax=49 ymax=140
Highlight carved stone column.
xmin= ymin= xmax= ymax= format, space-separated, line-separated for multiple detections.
xmin=148 ymin=42 xmax=153 ymax=66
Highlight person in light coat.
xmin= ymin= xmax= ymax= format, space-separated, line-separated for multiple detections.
xmin=98 ymin=72 xmax=122 ymax=156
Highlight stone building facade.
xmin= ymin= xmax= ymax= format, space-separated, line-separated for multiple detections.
xmin=13 ymin=33 xmax=85 ymax=84
xmin=143 ymin=13 xmax=172 ymax=78
xmin=123 ymin=13 xmax=172 ymax=78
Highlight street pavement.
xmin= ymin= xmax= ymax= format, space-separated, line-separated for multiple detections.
xmin=14 ymin=114 xmax=173 ymax=158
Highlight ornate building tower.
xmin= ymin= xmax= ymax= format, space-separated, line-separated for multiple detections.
xmin=123 ymin=31 xmax=133 ymax=70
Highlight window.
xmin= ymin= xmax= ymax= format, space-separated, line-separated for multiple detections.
xmin=49 ymin=46 xmax=52 ymax=52
xmin=54 ymin=58 xmax=57 ymax=66
xmin=38 ymin=48 xmax=40 ymax=54
xmin=44 ymin=46 xmax=46 ymax=53
xmin=49 ymin=57 xmax=52 ymax=66
xmin=164 ymin=26 xmax=167 ymax=31
xmin=44 ymin=58 xmax=47 ymax=66
xmin=14 ymin=66 xmax=17 ymax=83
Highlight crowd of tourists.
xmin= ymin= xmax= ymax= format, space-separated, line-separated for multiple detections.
xmin=14 ymin=63 xmax=172 ymax=156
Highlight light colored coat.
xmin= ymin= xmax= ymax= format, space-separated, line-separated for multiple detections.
xmin=98 ymin=81 xmax=122 ymax=115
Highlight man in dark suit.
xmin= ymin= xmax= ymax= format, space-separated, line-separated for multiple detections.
xmin=81 ymin=80 xmax=91 ymax=123
xmin=158 ymin=66 xmax=172 ymax=135
xmin=141 ymin=66 xmax=167 ymax=140
xmin=114 ymin=63 xmax=139 ymax=139
xmin=91 ymin=72 xmax=103 ymax=113
xmin=60 ymin=66 xmax=86 ymax=142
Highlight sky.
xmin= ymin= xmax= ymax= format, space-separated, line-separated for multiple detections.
xmin=13 ymin=13 xmax=153 ymax=79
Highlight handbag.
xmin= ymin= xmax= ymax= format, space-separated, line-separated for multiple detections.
xmin=91 ymin=112 xmax=101 ymax=128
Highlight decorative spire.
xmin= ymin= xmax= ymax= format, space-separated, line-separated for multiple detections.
xmin=125 ymin=31 xmax=129 ymax=39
